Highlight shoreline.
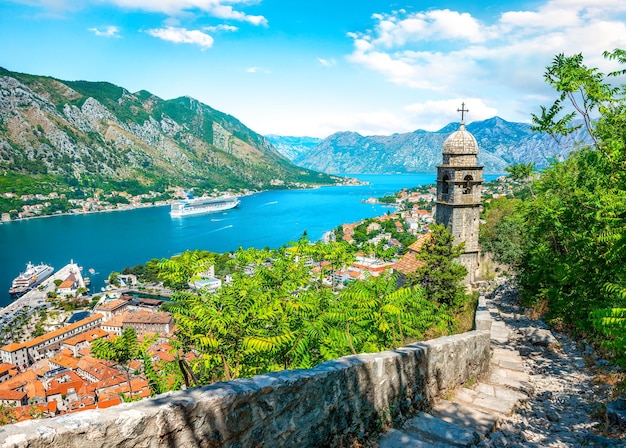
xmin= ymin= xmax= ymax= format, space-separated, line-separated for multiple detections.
xmin=0 ymin=179 xmax=369 ymax=225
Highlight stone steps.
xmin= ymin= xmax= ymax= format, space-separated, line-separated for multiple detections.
xmin=378 ymin=298 xmax=533 ymax=447
xmin=431 ymin=400 xmax=498 ymax=434
xmin=379 ymin=412 xmax=481 ymax=447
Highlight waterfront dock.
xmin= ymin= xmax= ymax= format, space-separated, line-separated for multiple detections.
xmin=0 ymin=262 xmax=86 ymax=326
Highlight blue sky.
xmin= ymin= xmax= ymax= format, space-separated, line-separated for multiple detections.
xmin=1 ymin=1 xmax=626 ymax=138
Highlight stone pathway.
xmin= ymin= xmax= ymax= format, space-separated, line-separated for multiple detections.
xmin=378 ymin=279 xmax=626 ymax=447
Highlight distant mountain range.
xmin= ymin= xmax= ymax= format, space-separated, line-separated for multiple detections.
xmin=0 ymin=68 xmax=336 ymax=193
xmin=266 ymin=118 xmax=587 ymax=174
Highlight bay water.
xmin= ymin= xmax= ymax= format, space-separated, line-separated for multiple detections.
xmin=0 ymin=173 xmax=496 ymax=306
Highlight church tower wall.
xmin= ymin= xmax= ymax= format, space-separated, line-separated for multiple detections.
xmin=435 ymin=108 xmax=483 ymax=285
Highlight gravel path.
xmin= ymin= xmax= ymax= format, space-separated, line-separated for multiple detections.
xmin=481 ymin=279 xmax=626 ymax=448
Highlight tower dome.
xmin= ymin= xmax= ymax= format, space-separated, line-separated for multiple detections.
xmin=443 ymin=123 xmax=478 ymax=155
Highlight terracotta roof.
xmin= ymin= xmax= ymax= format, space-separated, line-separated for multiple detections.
xmin=23 ymin=314 xmax=103 ymax=349
xmin=407 ymin=233 xmax=431 ymax=253
xmin=48 ymin=371 xmax=83 ymax=388
xmin=58 ymin=273 xmax=77 ymax=289
xmin=0 ymin=342 xmax=25 ymax=353
xmin=122 ymin=311 xmax=172 ymax=325
xmin=0 ymin=362 xmax=16 ymax=375
xmin=0 ymin=370 xmax=38 ymax=392
xmin=52 ymin=357 xmax=78 ymax=371
xmin=62 ymin=328 xmax=109 ymax=347
xmin=27 ymin=379 xmax=46 ymax=399
xmin=392 ymin=252 xmax=426 ymax=275
xmin=102 ymin=315 xmax=124 ymax=328
xmin=0 ymin=389 xmax=26 ymax=400
xmin=96 ymin=298 xmax=129 ymax=311
xmin=46 ymin=379 xmax=84 ymax=397
xmin=77 ymin=359 xmax=122 ymax=383
xmin=97 ymin=396 xmax=122 ymax=409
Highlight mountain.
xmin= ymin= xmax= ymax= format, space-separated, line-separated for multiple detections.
xmin=271 ymin=117 xmax=586 ymax=174
xmin=0 ymin=68 xmax=337 ymax=193
xmin=264 ymin=135 xmax=322 ymax=161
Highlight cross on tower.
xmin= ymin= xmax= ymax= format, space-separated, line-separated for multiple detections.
xmin=457 ymin=102 xmax=469 ymax=122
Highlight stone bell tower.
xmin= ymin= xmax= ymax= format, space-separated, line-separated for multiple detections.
xmin=435 ymin=103 xmax=483 ymax=284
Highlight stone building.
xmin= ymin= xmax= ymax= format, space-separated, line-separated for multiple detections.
xmin=435 ymin=104 xmax=483 ymax=284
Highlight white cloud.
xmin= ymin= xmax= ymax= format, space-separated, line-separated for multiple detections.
xmin=404 ymin=98 xmax=498 ymax=129
xmin=204 ymin=24 xmax=238 ymax=33
xmin=366 ymin=9 xmax=486 ymax=49
xmin=246 ymin=66 xmax=270 ymax=74
xmin=24 ymin=1 xmax=268 ymax=26
xmin=317 ymin=58 xmax=336 ymax=67
xmin=105 ymin=0 xmax=268 ymax=25
xmin=288 ymin=110 xmax=419 ymax=138
xmin=145 ymin=26 xmax=214 ymax=48
xmin=88 ymin=26 xmax=121 ymax=38
xmin=347 ymin=0 xmax=626 ymax=115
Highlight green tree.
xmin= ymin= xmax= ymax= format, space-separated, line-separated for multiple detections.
xmin=332 ymin=274 xmax=446 ymax=354
xmin=107 ymin=271 xmax=120 ymax=287
xmin=516 ymin=49 xmax=626 ymax=345
xmin=156 ymin=249 xmax=215 ymax=289
xmin=504 ymin=162 xmax=536 ymax=197
xmin=407 ymin=224 xmax=468 ymax=309
xmin=91 ymin=327 xmax=159 ymax=397
xmin=0 ymin=404 xmax=16 ymax=426
xmin=479 ymin=197 xmax=524 ymax=268
xmin=504 ymin=162 xmax=535 ymax=182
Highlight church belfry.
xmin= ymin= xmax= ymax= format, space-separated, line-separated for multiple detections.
xmin=435 ymin=103 xmax=483 ymax=284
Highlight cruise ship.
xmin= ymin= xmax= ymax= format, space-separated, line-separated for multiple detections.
xmin=170 ymin=195 xmax=240 ymax=217
xmin=9 ymin=262 xmax=54 ymax=297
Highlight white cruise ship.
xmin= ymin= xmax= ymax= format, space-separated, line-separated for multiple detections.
xmin=170 ymin=195 xmax=240 ymax=217
xmin=9 ymin=262 xmax=54 ymax=297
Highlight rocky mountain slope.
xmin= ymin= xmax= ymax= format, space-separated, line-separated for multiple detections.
xmin=0 ymin=68 xmax=335 ymax=193
xmin=264 ymin=135 xmax=322 ymax=161
xmin=270 ymin=117 xmax=587 ymax=174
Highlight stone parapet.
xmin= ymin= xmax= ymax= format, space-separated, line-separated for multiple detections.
xmin=1 ymin=303 xmax=491 ymax=448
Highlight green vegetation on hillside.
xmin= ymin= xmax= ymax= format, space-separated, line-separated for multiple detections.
xmin=126 ymin=229 xmax=470 ymax=385
xmin=481 ymin=49 xmax=626 ymax=366
xmin=0 ymin=67 xmax=340 ymax=214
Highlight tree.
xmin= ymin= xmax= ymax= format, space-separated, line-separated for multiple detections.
xmin=0 ymin=404 xmax=16 ymax=426
xmin=515 ymin=49 xmax=626 ymax=345
xmin=480 ymin=197 xmax=524 ymax=268
xmin=107 ymin=271 xmax=120 ymax=287
xmin=407 ymin=224 xmax=468 ymax=309
xmin=332 ymin=274 xmax=446 ymax=354
xmin=91 ymin=327 xmax=158 ymax=397
xmin=504 ymin=162 xmax=536 ymax=197
xmin=155 ymin=249 xmax=215 ymax=289
xmin=504 ymin=162 xmax=535 ymax=182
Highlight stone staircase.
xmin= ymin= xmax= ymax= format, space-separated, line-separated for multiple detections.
xmin=379 ymin=304 xmax=534 ymax=447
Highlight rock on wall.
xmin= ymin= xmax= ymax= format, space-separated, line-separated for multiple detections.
xmin=0 ymin=299 xmax=492 ymax=448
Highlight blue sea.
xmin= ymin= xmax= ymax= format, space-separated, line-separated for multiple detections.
xmin=0 ymin=173 xmax=497 ymax=306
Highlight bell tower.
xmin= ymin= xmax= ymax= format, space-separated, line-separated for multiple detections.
xmin=435 ymin=103 xmax=483 ymax=284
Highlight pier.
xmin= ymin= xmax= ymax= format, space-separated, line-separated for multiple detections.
xmin=0 ymin=262 xmax=86 ymax=327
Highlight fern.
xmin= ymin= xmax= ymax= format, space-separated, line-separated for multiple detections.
xmin=590 ymin=308 xmax=626 ymax=366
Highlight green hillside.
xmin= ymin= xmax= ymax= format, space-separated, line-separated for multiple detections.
xmin=0 ymin=67 xmax=338 ymax=199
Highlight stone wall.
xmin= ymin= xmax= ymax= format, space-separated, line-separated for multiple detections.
xmin=1 ymin=299 xmax=492 ymax=448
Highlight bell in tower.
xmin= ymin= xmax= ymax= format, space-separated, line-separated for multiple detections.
xmin=435 ymin=103 xmax=483 ymax=285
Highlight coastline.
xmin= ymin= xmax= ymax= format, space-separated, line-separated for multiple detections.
xmin=0 ymin=180 xmax=370 ymax=225
xmin=0 ymin=178 xmax=370 ymax=225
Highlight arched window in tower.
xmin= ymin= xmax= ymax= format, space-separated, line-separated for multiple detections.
xmin=442 ymin=174 xmax=450 ymax=195
xmin=463 ymin=175 xmax=473 ymax=194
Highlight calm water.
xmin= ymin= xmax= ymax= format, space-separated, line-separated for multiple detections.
xmin=0 ymin=173 xmax=496 ymax=306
